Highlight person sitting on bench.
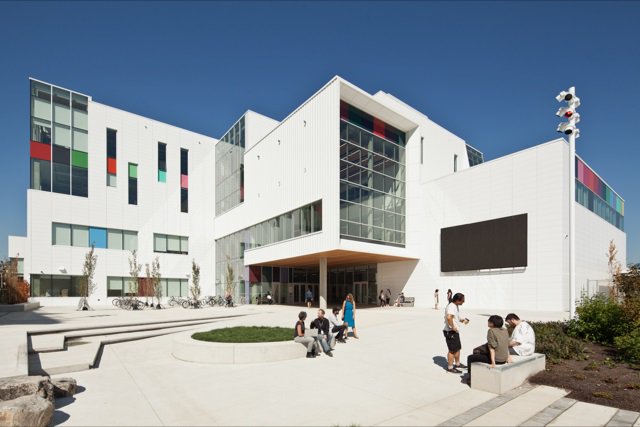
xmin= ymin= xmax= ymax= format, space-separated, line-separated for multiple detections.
xmin=394 ymin=292 xmax=405 ymax=307
xmin=466 ymin=315 xmax=510 ymax=386
xmin=505 ymin=313 xmax=535 ymax=356
xmin=310 ymin=309 xmax=333 ymax=357
xmin=327 ymin=307 xmax=347 ymax=346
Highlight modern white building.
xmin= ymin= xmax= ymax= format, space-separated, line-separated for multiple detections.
xmin=8 ymin=76 xmax=626 ymax=310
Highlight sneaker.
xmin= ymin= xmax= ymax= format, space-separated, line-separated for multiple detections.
xmin=326 ymin=351 xmax=334 ymax=357
xmin=456 ymin=363 xmax=468 ymax=369
xmin=446 ymin=367 xmax=462 ymax=374
xmin=306 ymin=352 xmax=316 ymax=358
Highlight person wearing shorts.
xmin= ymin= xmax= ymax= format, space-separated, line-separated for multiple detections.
xmin=443 ymin=293 xmax=468 ymax=373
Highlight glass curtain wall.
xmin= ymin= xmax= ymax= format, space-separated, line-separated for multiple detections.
xmin=466 ymin=144 xmax=484 ymax=166
xmin=215 ymin=117 xmax=245 ymax=215
xmin=339 ymin=101 xmax=406 ymax=246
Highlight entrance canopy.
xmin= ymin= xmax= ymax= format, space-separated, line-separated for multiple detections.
xmin=249 ymin=249 xmax=416 ymax=268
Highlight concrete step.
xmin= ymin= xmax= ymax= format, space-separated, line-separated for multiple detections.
xmin=520 ymin=397 xmax=577 ymax=426
xmin=547 ymin=401 xmax=619 ymax=426
xmin=437 ymin=383 xmax=534 ymax=426
xmin=606 ymin=409 xmax=640 ymax=427
xmin=464 ymin=385 xmax=567 ymax=426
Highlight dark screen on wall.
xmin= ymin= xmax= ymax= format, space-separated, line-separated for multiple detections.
xmin=440 ymin=214 xmax=528 ymax=272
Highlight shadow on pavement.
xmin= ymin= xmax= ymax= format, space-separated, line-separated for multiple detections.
xmin=0 ymin=308 xmax=61 ymax=326
xmin=55 ymin=396 xmax=76 ymax=410
xmin=53 ymin=410 xmax=70 ymax=425
xmin=432 ymin=355 xmax=448 ymax=369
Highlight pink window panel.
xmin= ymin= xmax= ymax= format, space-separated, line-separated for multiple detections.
xmin=180 ymin=174 xmax=188 ymax=189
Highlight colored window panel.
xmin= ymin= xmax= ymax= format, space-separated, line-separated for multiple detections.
xmin=107 ymin=158 xmax=117 ymax=174
xmin=158 ymin=142 xmax=167 ymax=172
xmin=158 ymin=170 xmax=166 ymax=182
xmin=180 ymin=149 xmax=188 ymax=175
xmin=52 ymin=162 xmax=70 ymax=194
xmin=128 ymin=163 xmax=137 ymax=178
xmin=180 ymin=174 xmax=188 ymax=189
xmin=128 ymin=176 xmax=137 ymax=205
xmin=89 ymin=227 xmax=107 ymax=249
xmin=71 ymin=150 xmax=88 ymax=169
xmin=30 ymin=141 xmax=51 ymax=161
xmin=181 ymin=188 xmax=188 ymax=213
xmin=52 ymin=145 xmax=70 ymax=165
xmin=249 ymin=265 xmax=261 ymax=283
xmin=107 ymin=129 xmax=117 ymax=157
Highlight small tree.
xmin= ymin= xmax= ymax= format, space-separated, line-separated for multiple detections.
xmin=77 ymin=245 xmax=97 ymax=311
xmin=225 ymin=257 xmax=235 ymax=299
xmin=607 ymin=240 xmax=622 ymax=299
xmin=151 ymin=257 xmax=162 ymax=308
xmin=190 ymin=259 xmax=201 ymax=301
xmin=1 ymin=258 xmax=29 ymax=305
xmin=128 ymin=250 xmax=142 ymax=304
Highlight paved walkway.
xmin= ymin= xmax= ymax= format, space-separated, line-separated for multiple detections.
xmin=1 ymin=304 xmax=637 ymax=426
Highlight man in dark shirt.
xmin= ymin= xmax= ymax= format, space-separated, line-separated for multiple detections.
xmin=310 ymin=309 xmax=333 ymax=357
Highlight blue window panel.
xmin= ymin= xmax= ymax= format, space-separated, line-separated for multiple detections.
xmin=89 ymin=227 xmax=107 ymax=248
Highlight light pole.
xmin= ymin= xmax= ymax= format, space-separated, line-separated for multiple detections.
xmin=556 ymin=87 xmax=580 ymax=319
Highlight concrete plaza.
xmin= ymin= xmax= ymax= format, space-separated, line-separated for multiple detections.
xmin=0 ymin=303 xmax=634 ymax=426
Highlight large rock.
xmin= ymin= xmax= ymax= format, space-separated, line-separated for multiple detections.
xmin=0 ymin=395 xmax=53 ymax=427
xmin=0 ymin=376 xmax=54 ymax=404
xmin=52 ymin=378 xmax=76 ymax=398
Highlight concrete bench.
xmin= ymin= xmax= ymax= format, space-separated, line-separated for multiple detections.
xmin=398 ymin=297 xmax=415 ymax=307
xmin=470 ymin=353 xmax=546 ymax=394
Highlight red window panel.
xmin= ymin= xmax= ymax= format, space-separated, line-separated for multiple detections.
xmin=107 ymin=157 xmax=117 ymax=174
xmin=249 ymin=265 xmax=261 ymax=284
xmin=30 ymin=141 xmax=51 ymax=161
xmin=180 ymin=174 xmax=188 ymax=189
xmin=373 ymin=117 xmax=385 ymax=137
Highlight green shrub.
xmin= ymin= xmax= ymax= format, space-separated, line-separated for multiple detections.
xmin=192 ymin=326 xmax=294 ymax=343
xmin=614 ymin=328 xmax=640 ymax=363
xmin=530 ymin=321 xmax=587 ymax=363
xmin=568 ymin=295 xmax=629 ymax=345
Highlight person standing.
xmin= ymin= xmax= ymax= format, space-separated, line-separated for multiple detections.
xmin=386 ymin=288 xmax=391 ymax=306
xmin=341 ymin=293 xmax=359 ymax=339
xmin=466 ymin=315 xmax=510 ymax=385
xmin=305 ymin=288 xmax=314 ymax=308
xmin=379 ymin=290 xmax=386 ymax=307
xmin=443 ymin=293 xmax=468 ymax=373
xmin=293 ymin=311 xmax=318 ymax=358
xmin=446 ymin=289 xmax=453 ymax=304
xmin=310 ymin=309 xmax=333 ymax=357
xmin=505 ymin=313 xmax=535 ymax=356
xmin=434 ymin=289 xmax=440 ymax=310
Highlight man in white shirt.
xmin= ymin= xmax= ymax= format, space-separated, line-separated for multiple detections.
xmin=506 ymin=313 xmax=535 ymax=356
xmin=327 ymin=307 xmax=347 ymax=349
xmin=443 ymin=293 xmax=469 ymax=373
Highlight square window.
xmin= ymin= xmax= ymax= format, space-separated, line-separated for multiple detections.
xmin=108 ymin=229 xmax=123 ymax=250
xmin=52 ymin=223 xmax=71 ymax=245
xmin=123 ymin=231 xmax=137 ymax=251
xmin=154 ymin=234 xmax=167 ymax=252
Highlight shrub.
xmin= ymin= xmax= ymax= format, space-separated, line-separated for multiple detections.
xmin=568 ymin=295 xmax=629 ymax=345
xmin=530 ymin=321 xmax=586 ymax=363
xmin=614 ymin=328 xmax=640 ymax=363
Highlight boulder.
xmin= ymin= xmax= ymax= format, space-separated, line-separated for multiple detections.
xmin=51 ymin=378 xmax=76 ymax=398
xmin=0 ymin=395 xmax=53 ymax=427
xmin=0 ymin=376 xmax=54 ymax=404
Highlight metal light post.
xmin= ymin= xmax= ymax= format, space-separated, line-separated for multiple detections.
xmin=556 ymin=87 xmax=580 ymax=318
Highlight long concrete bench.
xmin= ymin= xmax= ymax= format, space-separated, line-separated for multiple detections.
xmin=398 ymin=297 xmax=415 ymax=307
xmin=470 ymin=353 xmax=546 ymax=394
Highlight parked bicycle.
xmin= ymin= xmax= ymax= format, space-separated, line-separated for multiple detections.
xmin=181 ymin=297 xmax=204 ymax=309
xmin=167 ymin=296 xmax=187 ymax=307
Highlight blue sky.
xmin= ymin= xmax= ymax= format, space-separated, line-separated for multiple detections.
xmin=0 ymin=1 xmax=638 ymax=264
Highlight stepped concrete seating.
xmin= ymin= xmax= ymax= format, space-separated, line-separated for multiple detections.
xmin=398 ymin=297 xmax=415 ymax=307
xmin=470 ymin=353 xmax=546 ymax=394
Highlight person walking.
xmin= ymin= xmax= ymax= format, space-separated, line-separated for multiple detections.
xmin=446 ymin=289 xmax=453 ymax=304
xmin=305 ymin=288 xmax=314 ymax=308
xmin=434 ymin=289 xmax=440 ymax=310
xmin=386 ymin=288 xmax=391 ymax=306
xmin=379 ymin=290 xmax=386 ymax=307
xmin=293 ymin=311 xmax=318 ymax=358
xmin=341 ymin=293 xmax=358 ymax=339
xmin=466 ymin=315 xmax=510 ymax=386
xmin=443 ymin=293 xmax=469 ymax=373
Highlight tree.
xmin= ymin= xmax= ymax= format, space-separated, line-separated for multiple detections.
xmin=77 ymin=245 xmax=97 ymax=311
xmin=190 ymin=259 xmax=201 ymax=301
xmin=225 ymin=257 xmax=235 ymax=299
xmin=128 ymin=250 xmax=142 ymax=305
xmin=607 ymin=240 xmax=622 ymax=299
xmin=151 ymin=257 xmax=162 ymax=308
xmin=0 ymin=258 xmax=29 ymax=305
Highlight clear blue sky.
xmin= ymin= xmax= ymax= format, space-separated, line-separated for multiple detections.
xmin=0 ymin=1 xmax=638 ymax=264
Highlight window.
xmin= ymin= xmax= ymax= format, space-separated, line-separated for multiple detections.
xmin=71 ymin=166 xmax=88 ymax=197
xmin=31 ymin=159 xmax=51 ymax=191
xmin=128 ymin=163 xmax=137 ymax=205
xmin=420 ymin=137 xmax=424 ymax=165
xmin=52 ymin=223 xmax=71 ymax=246
xmin=89 ymin=227 xmax=107 ymax=248
xmin=158 ymin=142 xmax=167 ymax=182
xmin=154 ymin=233 xmax=189 ymax=254
xmin=107 ymin=129 xmax=117 ymax=187
xmin=180 ymin=148 xmax=188 ymax=213
xmin=108 ymin=229 xmax=123 ymax=250
xmin=107 ymin=277 xmax=124 ymax=297
xmin=123 ymin=231 xmax=138 ymax=251
xmin=454 ymin=154 xmax=458 ymax=172
xmin=71 ymin=225 xmax=89 ymax=247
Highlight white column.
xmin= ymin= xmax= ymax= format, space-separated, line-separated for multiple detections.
xmin=569 ymin=131 xmax=576 ymax=319
xmin=319 ymin=257 xmax=327 ymax=310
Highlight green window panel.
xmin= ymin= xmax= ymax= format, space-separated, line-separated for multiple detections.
xmin=71 ymin=150 xmax=88 ymax=169
xmin=158 ymin=169 xmax=166 ymax=182
xmin=129 ymin=163 xmax=137 ymax=178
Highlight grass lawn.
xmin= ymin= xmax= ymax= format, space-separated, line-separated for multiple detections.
xmin=192 ymin=326 xmax=294 ymax=343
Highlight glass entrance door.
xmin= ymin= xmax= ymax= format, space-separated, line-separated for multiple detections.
xmin=353 ymin=281 xmax=369 ymax=305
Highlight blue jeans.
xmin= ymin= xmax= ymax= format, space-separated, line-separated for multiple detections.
xmin=315 ymin=335 xmax=331 ymax=353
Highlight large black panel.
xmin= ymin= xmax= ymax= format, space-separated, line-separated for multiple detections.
xmin=441 ymin=214 xmax=527 ymax=272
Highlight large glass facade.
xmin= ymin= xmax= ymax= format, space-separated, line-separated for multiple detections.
xmin=30 ymin=80 xmax=89 ymax=197
xmin=339 ymin=101 xmax=406 ymax=246
xmin=106 ymin=276 xmax=188 ymax=297
xmin=576 ymin=157 xmax=624 ymax=231
xmin=215 ymin=116 xmax=245 ymax=215
xmin=30 ymin=274 xmax=84 ymax=297
xmin=52 ymin=222 xmax=137 ymax=250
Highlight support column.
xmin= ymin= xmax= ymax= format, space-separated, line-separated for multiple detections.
xmin=319 ymin=257 xmax=327 ymax=310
